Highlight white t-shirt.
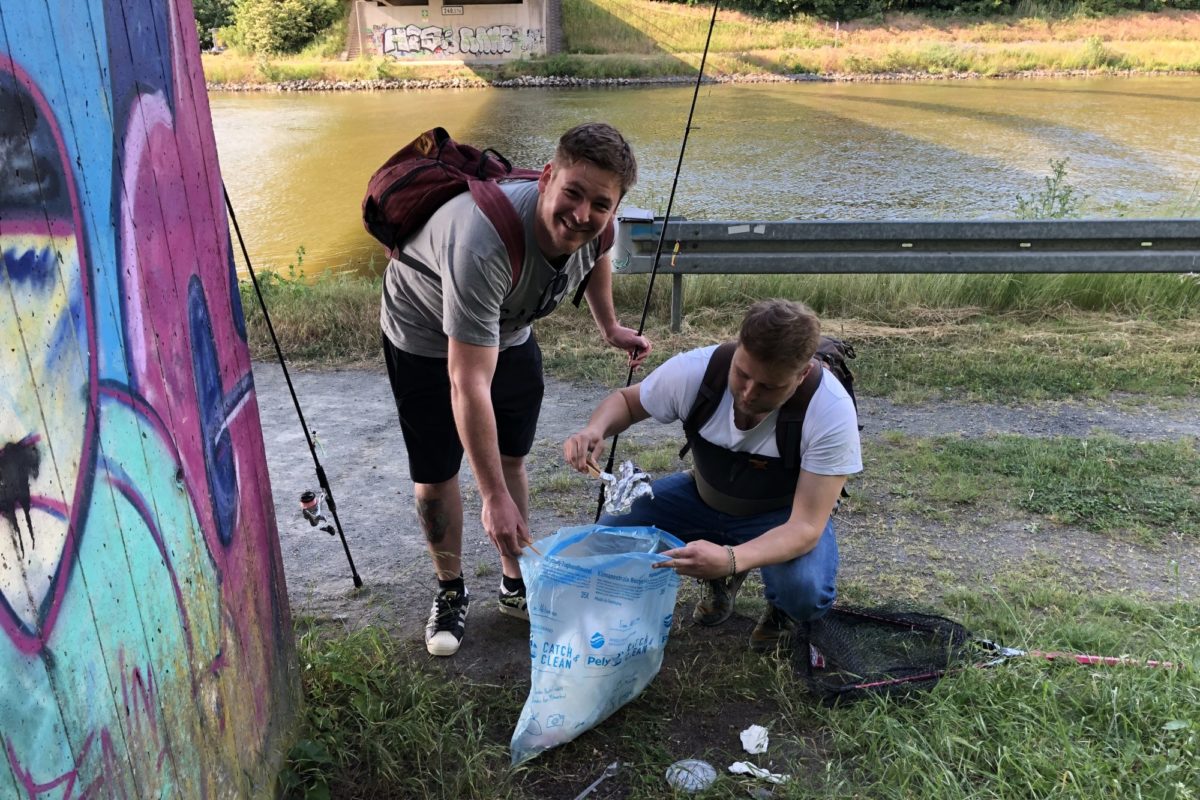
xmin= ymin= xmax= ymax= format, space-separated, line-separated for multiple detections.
xmin=639 ymin=345 xmax=863 ymax=476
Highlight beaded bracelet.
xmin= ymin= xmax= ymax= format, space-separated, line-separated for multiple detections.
xmin=724 ymin=545 xmax=737 ymax=577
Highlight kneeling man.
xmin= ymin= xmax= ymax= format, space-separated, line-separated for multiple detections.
xmin=564 ymin=299 xmax=861 ymax=650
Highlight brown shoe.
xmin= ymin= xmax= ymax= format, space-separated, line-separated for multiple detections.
xmin=749 ymin=605 xmax=796 ymax=653
xmin=692 ymin=571 xmax=748 ymax=626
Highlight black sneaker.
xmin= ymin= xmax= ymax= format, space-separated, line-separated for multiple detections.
xmin=692 ymin=571 xmax=748 ymax=626
xmin=425 ymin=588 xmax=470 ymax=657
xmin=749 ymin=604 xmax=796 ymax=653
xmin=497 ymin=582 xmax=529 ymax=621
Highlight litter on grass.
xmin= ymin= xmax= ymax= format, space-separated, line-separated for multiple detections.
xmin=729 ymin=761 xmax=790 ymax=784
xmin=740 ymin=724 xmax=769 ymax=754
xmin=665 ymin=759 xmax=717 ymax=792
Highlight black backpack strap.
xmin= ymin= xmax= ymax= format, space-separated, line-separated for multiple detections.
xmin=776 ymin=359 xmax=822 ymax=471
xmin=679 ymin=342 xmax=737 ymax=459
xmin=571 ymin=217 xmax=617 ymax=307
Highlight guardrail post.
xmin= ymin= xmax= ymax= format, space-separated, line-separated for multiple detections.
xmin=671 ymin=274 xmax=683 ymax=333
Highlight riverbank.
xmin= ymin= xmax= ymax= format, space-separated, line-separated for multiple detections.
xmin=207 ymin=66 xmax=1200 ymax=92
xmin=202 ymin=6 xmax=1200 ymax=89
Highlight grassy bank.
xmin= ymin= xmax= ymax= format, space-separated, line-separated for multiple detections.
xmin=202 ymin=6 xmax=1200 ymax=85
xmin=240 ymin=271 xmax=1200 ymax=402
xmin=285 ymin=581 xmax=1197 ymax=798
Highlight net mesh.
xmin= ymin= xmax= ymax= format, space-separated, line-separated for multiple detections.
xmin=794 ymin=605 xmax=978 ymax=702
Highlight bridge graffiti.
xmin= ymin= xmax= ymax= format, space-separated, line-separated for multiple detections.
xmin=1 ymin=0 xmax=295 ymax=795
xmin=373 ymin=23 xmax=545 ymax=58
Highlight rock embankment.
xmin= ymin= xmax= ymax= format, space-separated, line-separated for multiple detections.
xmin=205 ymin=68 xmax=1193 ymax=92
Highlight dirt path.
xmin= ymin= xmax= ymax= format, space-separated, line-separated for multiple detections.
xmin=255 ymin=364 xmax=1199 ymax=667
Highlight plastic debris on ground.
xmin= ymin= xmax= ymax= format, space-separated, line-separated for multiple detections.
xmin=740 ymin=724 xmax=769 ymax=754
xmin=599 ymin=460 xmax=653 ymax=515
xmin=729 ymin=761 xmax=790 ymax=784
xmin=511 ymin=525 xmax=682 ymax=764
xmin=665 ymin=759 xmax=717 ymax=793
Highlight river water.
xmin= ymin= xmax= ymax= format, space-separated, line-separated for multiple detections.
xmin=210 ymin=76 xmax=1200 ymax=276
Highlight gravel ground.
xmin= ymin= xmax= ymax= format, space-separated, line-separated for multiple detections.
xmin=254 ymin=364 xmax=1199 ymax=655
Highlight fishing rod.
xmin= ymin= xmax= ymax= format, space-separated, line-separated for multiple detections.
xmin=224 ymin=185 xmax=364 ymax=588
xmin=595 ymin=0 xmax=722 ymax=522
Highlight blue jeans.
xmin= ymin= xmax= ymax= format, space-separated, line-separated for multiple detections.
xmin=598 ymin=471 xmax=838 ymax=622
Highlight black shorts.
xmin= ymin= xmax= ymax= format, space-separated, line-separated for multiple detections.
xmin=382 ymin=333 xmax=545 ymax=484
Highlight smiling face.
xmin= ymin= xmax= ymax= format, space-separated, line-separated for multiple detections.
xmin=728 ymin=346 xmax=810 ymax=422
xmin=533 ymin=158 xmax=623 ymax=260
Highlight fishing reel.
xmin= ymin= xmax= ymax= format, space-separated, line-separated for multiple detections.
xmin=299 ymin=490 xmax=335 ymax=536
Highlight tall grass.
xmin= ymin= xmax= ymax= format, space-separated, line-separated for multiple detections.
xmin=610 ymin=272 xmax=1200 ymax=322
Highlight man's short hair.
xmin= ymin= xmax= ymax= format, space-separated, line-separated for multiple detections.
xmin=555 ymin=122 xmax=638 ymax=196
xmin=738 ymin=299 xmax=821 ymax=372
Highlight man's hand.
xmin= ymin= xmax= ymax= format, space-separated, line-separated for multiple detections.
xmin=481 ymin=493 xmax=531 ymax=558
xmin=604 ymin=324 xmax=651 ymax=370
xmin=564 ymin=427 xmax=607 ymax=474
xmin=652 ymin=540 xmax=733 ymax=580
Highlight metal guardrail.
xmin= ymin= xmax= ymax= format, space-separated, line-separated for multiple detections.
xmin=612 ymin=216 xmax=1200 ymax=331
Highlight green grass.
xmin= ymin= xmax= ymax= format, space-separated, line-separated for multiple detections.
xmin=285 ymin=584 xmax=1198 ymax=798
xmin=240 ymin=268 xmax=1200 ymax=401
xmin=864 ymin=433 xmax=1200 ymax=543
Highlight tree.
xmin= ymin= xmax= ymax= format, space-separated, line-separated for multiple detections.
xmin=232 ymin=0 xmax=342 ymax=55
xmin=194 ymin=0 xmax=236 ymax=50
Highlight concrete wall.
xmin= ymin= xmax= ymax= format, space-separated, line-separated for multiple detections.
xmin=359 ymin=0 xmax=549 ymax=61
xmin=0 ymin=0 xmax=297 ymax=796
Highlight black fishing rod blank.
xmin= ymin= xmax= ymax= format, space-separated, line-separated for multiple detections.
xmin=595 ymin=0 xmax=722 ymax=522
xmin=224 ymin=186 xmax=364 ymax=588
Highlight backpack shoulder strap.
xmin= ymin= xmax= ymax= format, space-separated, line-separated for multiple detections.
xmin=468 ymin=178 xmax=525 ymax=287
xmin=571 ymin=217 xmax=617 ymax=307
xmin=776 ymin=360 xmax=823 ymax=471
xmin=679 ymin=342 xmax=737 ymax=459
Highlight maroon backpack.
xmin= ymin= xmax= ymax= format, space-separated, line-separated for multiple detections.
xmin=362 ymin=127 xmax=614 ymax=292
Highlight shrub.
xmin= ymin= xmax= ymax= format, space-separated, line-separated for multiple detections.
xmin=194 ymin=0 xmax=235 ymax=49
xmin=232 ymin=0 xmax=343 ymax=55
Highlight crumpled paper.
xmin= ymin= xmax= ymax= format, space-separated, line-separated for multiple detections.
xmin=740 ymin=724 xmax=769 ymax=754
xmin=729 ymin=761 xmax=790 ymax=784
xmin=600 ymin=460 xmax=653 ymax=516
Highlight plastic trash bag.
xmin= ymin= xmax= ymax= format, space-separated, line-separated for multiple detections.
xmin=511 ymin=524 xmax=683 ymax=764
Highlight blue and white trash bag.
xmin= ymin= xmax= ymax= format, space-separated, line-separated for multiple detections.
xmin=511 ymin=524 xmax=683 ymax=764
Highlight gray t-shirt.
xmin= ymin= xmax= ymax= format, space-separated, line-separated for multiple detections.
xmin=380 ymin=181 xmax=604 ymax=358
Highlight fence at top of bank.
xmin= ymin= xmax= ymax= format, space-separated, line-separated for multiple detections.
xmin=610 ymin=210 xmax=1200 ymax=332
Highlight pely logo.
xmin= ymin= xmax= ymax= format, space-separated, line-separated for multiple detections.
xmin=590 ymin=632 xmax=605 ymax=649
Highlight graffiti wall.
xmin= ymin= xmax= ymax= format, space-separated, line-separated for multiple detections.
xmin=0 ymin=0 xmax=296 ymax=796
xmin=359 ymin=0 xmax=549 ymax=61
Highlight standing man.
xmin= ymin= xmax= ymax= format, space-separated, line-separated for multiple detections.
xmin=382 ymin=123 xmax=649 ymax=657
xmin=564 ymin=300 xmax=861 ymax=651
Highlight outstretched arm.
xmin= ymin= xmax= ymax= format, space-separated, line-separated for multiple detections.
xmin=563 ymin=384 xmax=650 ymax=473
xmin=583 ymin=254 xmax=651 ymax=369
xmin=655 ymin=471 xmax=846 ymax=579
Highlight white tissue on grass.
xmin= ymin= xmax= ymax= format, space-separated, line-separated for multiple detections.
xmin=729 ymin=761 xmax=790 ymax=784
xmin=600 ymin=460 xmax=653 ymax=515
xmin=740 ymin=724 xmax=769 ymax=754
